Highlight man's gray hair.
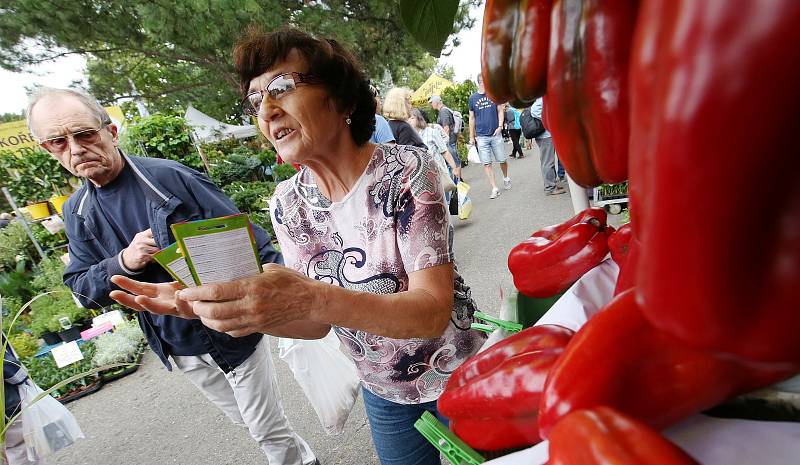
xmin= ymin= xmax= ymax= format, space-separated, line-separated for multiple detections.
xmin=26 ymin=87 xmax=112 ymax=139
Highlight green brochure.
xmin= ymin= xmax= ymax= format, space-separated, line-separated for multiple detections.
xmin=152 ymin=243 xmax=195 ymax=288
xmin=170 ymin=214 xmax=262 ymax=285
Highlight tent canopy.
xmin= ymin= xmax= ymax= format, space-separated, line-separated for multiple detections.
xmin=184 ymin=105 xmax=258 ymax=143
xmin=411 ymin=74 xmax=455 ymax=106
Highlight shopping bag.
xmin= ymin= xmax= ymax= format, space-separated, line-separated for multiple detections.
xmin=277 ymin=330 xmax=361 ymax=435
xmin=467 ymin=144 xmax=481 ymax=164
xmin=19 ymin=381 xmax=84 ymax=461
xmin=432 ymin=153 xmax=457 ymax=193
xmin=448 ymin=187 xmax=459 ymax=215
xmin=457 ymin=181 xmax=473 ymax=220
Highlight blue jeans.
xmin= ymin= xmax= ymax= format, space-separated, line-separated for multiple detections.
xmin=447 ymin=142 xmax=461 ymax=167
xmin=362 ymin=387 xmax=448 ymax=465
xmin=475 ymin=134 xmax=507 ymax=165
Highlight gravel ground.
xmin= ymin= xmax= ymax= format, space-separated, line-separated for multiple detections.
xmin=45 ymin=143 xmax=579 ymax=465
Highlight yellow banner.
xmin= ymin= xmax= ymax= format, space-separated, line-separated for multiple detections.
xmin=0 ymin=106 xmax=126 ymax=157
xmin=411 ymin=75 xmax=455 ymax=106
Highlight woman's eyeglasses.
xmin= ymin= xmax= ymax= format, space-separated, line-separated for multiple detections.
xmin=241 ymin=72 xmax=322 ymax=116
xmin=38 ymin=125 xmax=108 ymax=153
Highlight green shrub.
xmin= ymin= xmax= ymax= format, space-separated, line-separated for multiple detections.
xmin=272 ymin=163 xmax=298 ymax=182
xmin=250 ymin=211 xmax=275 ymax=240
xmin=8 ymin=333 xmax=38 ymax=360
xmin=31 ymin=255 xmax=66 ymax=294
xmin=2 ymin=294 xmax=27 ymax=336
xmin=122 ymin=113 xmax=203 ymax=171
xmin=0 ymin=222 xmax=35 ymax=272
xmin=25 ymin=341 xmax=97 ymax=398
xmin=31 ymin=223 xmax=68 ymax=251
xmin=222 ymin=181 xmax=275 ymax=213
xmin=28 ymin=287 xmax=90 ymax=337
xmin=209 ymin=153 xmax=265 ymax=186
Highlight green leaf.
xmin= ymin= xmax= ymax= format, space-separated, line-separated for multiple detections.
xmin=399 ymin=0 xmax=460 ymax=57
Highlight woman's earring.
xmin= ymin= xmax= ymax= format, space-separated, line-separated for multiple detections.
xmin=346 ymin=116 xmax=352 ymax=125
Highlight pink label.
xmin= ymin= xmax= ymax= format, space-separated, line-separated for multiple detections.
xmin=80 ymin=322 xmax=114 ymax=340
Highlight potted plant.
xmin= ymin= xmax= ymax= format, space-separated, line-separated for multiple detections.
xmin=28 ymin=288 xmax=91 ymax=345
xmin=0 ymin=148 xmax=73 ymax=218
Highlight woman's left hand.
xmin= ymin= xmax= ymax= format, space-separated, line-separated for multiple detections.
xmin=177 ymin=263 xmax=321 ymax=337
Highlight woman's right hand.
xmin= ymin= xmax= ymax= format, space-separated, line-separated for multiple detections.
xmin=110 ymin=275 xmax=198 ymax=319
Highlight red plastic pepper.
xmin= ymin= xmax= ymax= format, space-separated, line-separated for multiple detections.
xmin=628 ymin=0 xmax=800 ymax=364
xmin=481 ymin=0 xmax=553 ymax=106
xmin=538 ymin=290 xmax=797 ymax=438
xmin=545 ymin=407 xmax=700 ymax=465
xmin=545 ymin=0 xmax=638 ymax=187
xmin=508 ymin=207 xmax=612 ymax=298
xmin=607 ymin=223 xmax=638 ymax=295
xmin=438 ymin=325 xmax=574 ymax=451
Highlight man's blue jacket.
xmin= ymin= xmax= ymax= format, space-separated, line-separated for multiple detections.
xmin=62 ymin=153 xmax=282 ymax=372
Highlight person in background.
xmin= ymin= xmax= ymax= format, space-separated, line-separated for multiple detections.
xmin=110 ymin=27 xmax=486 ymax=465
xmin=531 ymin=97 xmax=566 ymax=195
xmin=409 ymin=109 xmax=460 ymax=181
xmin=428 ymin=95 xmax=461 ymax=172
xmin=26 ymin=88 xmax=318 ymax=465
xmin=506 ymin=105 xmax=524 ymax=159
xmin=382 ymin=87 xmax=426 ymax=148
xmin=0 ymin=212 xmax=12 ymax=229
xmin=469 ymin=74 xmax=511 ymax=199
xmin=369 ymin=84 xmax=395 ymax=144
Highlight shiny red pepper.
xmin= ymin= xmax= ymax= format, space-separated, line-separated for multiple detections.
xmin=545 ymin=0 xmax=638 ymax=187
xmin=438 ymin=325 xmax=574 ymax=451
xmin=545 ymin=407 xmax=700 ymax=465
xmin=481 ymin=0 xmax=553 ymax=106
xmin=607 ymin=223 xmax=637 ymax=295
xmin=508 ymin=208 xmax=612 ymax=298
xmin=538 ymin=290 xmax=797 ymax=438
xmin=628 ymin=0 xmax=800 ymax=364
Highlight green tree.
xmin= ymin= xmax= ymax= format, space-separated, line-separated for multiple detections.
xmin=0 ymin=112 xmax=24 ymax=123
xmin=1 ymin=1 xmax=480 ymax=121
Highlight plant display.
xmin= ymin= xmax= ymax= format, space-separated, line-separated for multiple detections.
xmin=271 ymin=163 xmax=297 ymax=183
xmin=30 ymin=223 xmax=68 ymax=251
xmin=28 ymin=288 xmax=90 ymax=338
xmin=8 ymin=333 xmax=38 ymax=360
xmin=0 ymin=148 xmax=72 ymax=204
xmin=0 ymin=221 xmax=34 ymax=272
xmin=92 ymin=319 xmax=146 ymax=366
xmin=30 ymin=255 xmax=66 ymax=294
xmin=222 ymin=181 xmax=275 ymax=214
xmin=25 ymin=341 xmax=98 ymax=398
xmin=209 ymin=152 xmax=265 ymax=186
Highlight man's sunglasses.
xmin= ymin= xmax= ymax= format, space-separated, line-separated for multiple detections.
xmin=38 ymin=124 xmax=108 ymax=153
xmin=241 ymin=72 xmax=322 ymax=116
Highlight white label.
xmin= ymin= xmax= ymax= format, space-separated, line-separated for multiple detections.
xmin=51 ymin=341 xmax=84 ymax=368
xmin=92 ymin=309 xmax=125 ymax=328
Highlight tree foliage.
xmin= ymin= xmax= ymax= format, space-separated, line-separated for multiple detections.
xmin=1 ymin=0 xmax=480 ymax=121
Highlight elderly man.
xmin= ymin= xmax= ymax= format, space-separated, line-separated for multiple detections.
xmin=26 ymin=88 xmax=318 ymax=465
xmin=428 ymin=95 xmax=461 ymax=178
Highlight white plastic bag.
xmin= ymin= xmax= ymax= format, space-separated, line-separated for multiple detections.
xmin=19 ymin=381 xmax=84 ymax=461
xmin=432 ymin=153 xmax=457 ymax=193
xmin=277 ymin=330 xmax=360 ymax=435
xmin=467 ymin=144 xmax=481 ymax=164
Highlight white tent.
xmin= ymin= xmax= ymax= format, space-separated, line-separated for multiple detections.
xmin=184 ymin=104 xmax=258 ymax=142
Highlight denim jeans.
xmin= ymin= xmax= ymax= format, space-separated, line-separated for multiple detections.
xmin=362 ymin=387 xmax=448 ymax=465
xmin=475 ymin=134 xmax=507 ymax=165
xmin=448 ymin=141 xmax=461 ymax=167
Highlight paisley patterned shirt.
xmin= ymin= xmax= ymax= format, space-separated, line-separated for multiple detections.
xmin=270 ymin=144 xmax=486 ymax=404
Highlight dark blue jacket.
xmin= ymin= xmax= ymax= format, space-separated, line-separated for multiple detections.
xmin=62 ymin=153 xmax=282 ymax=372
xmin=3 ymin=336 xmax=28 ymax=419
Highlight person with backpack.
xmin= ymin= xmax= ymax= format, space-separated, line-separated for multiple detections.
xmin=530 ymin=98 xmax=566 ymax=195
xmin=506 ymin=105 xmax=524 ymax=159
xmin=428 ymin=95 xmax=462 ymax=172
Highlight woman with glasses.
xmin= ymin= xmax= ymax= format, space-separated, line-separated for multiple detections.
xmin=112 ymin=27 xmax=486 ymax=465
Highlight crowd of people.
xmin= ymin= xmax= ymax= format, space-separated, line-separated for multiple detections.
xmin=5 ymin=25 xmax=571 ymax=465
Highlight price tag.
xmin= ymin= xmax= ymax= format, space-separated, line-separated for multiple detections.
xmin=51 ymin=341 xmax=84 ymax=368
xmin=93 ymin=310 xmax=125 ymax=328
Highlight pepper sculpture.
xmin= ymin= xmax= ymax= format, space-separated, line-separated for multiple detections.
xmin=607 ymin=223 xmax=637 ymax=295
xmin=545 ymin=407 xmax=700 ymax=465
xmin=628 ymin=0 xmax=800 ymax=364
xmin=438 ymin=324 xmax=574 ymax=451
xmin=508 ymin=207 xmax=612 ymax=298
xmin=538 ymin=290 xmax=798 ymax=438
xmin=545 ymin=0 xmax=638 ymax=187
xmin=481 ymin=0 xmax=553 ymax=106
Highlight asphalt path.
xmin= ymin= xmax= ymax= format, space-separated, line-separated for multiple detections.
xmin=45 ymin=142 xmax=576 ymax=465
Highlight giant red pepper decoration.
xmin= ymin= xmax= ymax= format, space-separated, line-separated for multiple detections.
xmin=545 ymin=407 xmax=700 ymax=465
xmin=607 ymin=223 xmax=638 ymax=295
xmin=508 ymin=207 xmax=612 ymax=298
xmin=438 ymin=324 xmax=574 ymax=451
xmin=481 ymin=0 xmax=553 ymax=107
xmin=628 ymin=0 xmax=800 ymax=364
xmin=545 ymin=0 xmax=638 ymax=187
xmin=538 ymin=290 xmax=797 ymax=438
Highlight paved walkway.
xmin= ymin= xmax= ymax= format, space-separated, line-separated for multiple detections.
xmin=46 ymin=143 xmax=577 ymax=465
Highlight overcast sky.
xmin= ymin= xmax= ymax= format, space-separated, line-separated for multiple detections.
xmin=0 ymin=6 xmax=483 ymax=115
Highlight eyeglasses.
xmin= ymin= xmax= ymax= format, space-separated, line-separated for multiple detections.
xmin=241 ymin=72 xmax=322 ymax=116
xmin=38 ymin=124 xmax=108 ymax=153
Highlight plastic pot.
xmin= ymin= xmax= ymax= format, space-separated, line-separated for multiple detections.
xmin=58 ymin=326 xmax=82 ymax=342
xmin=41 ymin=331 xmax=62 ymax=346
